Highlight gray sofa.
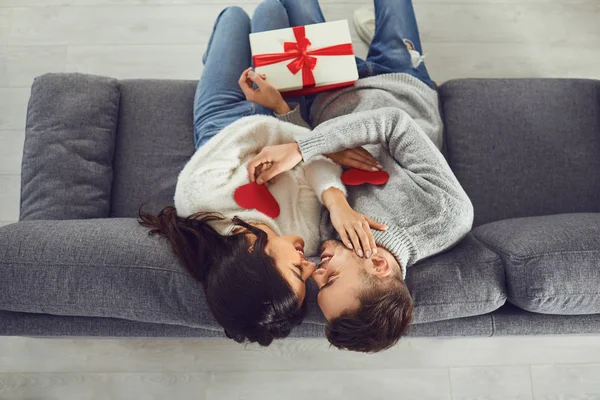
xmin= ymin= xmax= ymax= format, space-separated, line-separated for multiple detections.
xmin=1 ymin=73 xmax=599 ymax=339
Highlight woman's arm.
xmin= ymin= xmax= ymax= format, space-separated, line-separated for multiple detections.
xmin=238 ymin=68 xmax=311 ymax=130
xmin=175 ymin=116 xmax=310 ymax=217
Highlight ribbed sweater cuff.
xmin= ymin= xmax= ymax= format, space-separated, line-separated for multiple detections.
xmin=275 ymin=103 xmax=307 ymax=127
xmin=296 ymin=134 xmax=327 ymax=161
xmin=372 ymin=225 xmax=417 ymax=280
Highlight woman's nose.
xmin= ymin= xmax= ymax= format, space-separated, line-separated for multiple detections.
xmin=310 ymin=267 xmax=327 ymax=289
xmin=302 ymin=260 xmax=317 ymax=279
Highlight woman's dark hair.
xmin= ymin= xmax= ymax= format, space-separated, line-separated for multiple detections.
xmin=138 ymin=206 xmax=306 ymax=346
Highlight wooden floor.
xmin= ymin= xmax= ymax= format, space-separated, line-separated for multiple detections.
xmin=1 ymin=336 xmax=600 ymax=399
xmin=1 ymin=0 xmax=600 ymax=398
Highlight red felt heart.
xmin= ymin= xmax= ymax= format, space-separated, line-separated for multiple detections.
xmin=341 ymin=168 xmax=390 ymax=186
xmin=234 ymin=182 xmax=281 ymax=218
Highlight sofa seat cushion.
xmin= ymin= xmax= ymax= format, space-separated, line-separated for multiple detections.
xmin=20 ymin=73 xmax=120 ymax=221
xmin=0 ymin=219 xmax=220 ymax=330
xmin=406 ymin=233 xmax=507 ymax=324
xmin=473 ymin=213 xmax=600 ymax=314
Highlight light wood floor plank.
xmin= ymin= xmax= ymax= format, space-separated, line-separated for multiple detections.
xmin=450 ymin=366 xmax=533 ymax=400
xmin=0 ymin=8 xmax=10 ymax=45
xmin=0 ymin=369 xmax=451 ymax=400
xmin=66 ymin=44 xmax=205 ymax=80
xmin=531 ymin=364 xmax=600 ymax=399
xmin=0 ymin=130 xmax=24 ymax=174
xmin=0 ymin=46 xmax=66 ymax=87
xmin=425 ymin=43 xmax=600 ymax=82
xmin=7 ymin=5 xmax=256 ymax=46
xmin=2 ymin=337 xmax=600 ymax=374
xmin=0 ymin=89 xmax=29 ymax=130
xmin=0 ymin=174 xmax=20 ymax=221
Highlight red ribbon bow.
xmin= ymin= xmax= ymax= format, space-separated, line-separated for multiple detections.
xmin=253 ymin=25 xmax=354 ymax=89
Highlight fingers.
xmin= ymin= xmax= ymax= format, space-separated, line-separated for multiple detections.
xmin=238 ymin=67 xmax=256 ymax=101
xmin=355 ymin=220 xmax=372 ymax=258
xmin=256 ymin=165 xmax=282 ymax=185
xmin=354 ymin=147 xmax=382 ymax=168
xmin=365 ymin=215 xmax=388 ymax=231
xmin=366 ymin=224 xmax=378 ymax=257
xmin=348 ymin=149 xmax=381 ymax=171
xmin=247 ymin=70 xmax=269 ymax=90
xmin=345 ymin=226 xmax=362 ymax=258
xmin=247 ymin=153 xmax=269 ymax=183
xmin=344 ymin=157 xmax=379 ymax=172
xmin=335 ymin=227 xmax=352 ymax=252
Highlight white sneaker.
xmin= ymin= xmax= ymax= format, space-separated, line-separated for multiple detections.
xmin=353 ymin=8 xmax=375 ymax=45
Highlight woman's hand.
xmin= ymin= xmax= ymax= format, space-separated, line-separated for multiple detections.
xmin=238 ymin=68 xmax=290 ymax=114
xmin=322 ymin=188 xmax=387 ymax=258
xmin=248 ymin=143 xmax=303 ymax=185
xmin=326 ymin=147 xmax=383 ymax=171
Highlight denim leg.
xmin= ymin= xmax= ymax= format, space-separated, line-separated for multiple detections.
xmin=194 ymin=7 xmax=272 ymax=150
xmin=252 ymin=0 xmax=290 ymax=32
xmin=278 ymin=0 xmax=326 ymax=26
xmin=251 ymin=0 xmax=312 ymax=121
xmin=365 ymin=0 xmax=434 ymax=87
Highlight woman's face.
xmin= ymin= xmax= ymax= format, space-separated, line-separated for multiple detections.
xmin=259 ymin=226 xmax=316 ymax=305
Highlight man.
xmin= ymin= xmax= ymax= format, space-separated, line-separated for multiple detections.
xmin=242 ymin=0 xmax=474 ymax=352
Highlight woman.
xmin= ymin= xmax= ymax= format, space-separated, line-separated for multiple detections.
xmin=138 ymin=1 xmax=385 ymax=347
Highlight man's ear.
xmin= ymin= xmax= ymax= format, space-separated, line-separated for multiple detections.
xmin=370 ymin=254 xmax=393 ymax=278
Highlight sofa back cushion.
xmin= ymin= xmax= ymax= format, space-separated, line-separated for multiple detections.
xmin=20 ymin=73 xmax=120 ymax=220
xmin=439 ymin=79 xmax=600 ymax=227
xmin=109 ymin=80 xmax=197 ymax=217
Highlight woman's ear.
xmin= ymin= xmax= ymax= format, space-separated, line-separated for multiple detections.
xmin=370 ymin=255 xmax=393 ymax=278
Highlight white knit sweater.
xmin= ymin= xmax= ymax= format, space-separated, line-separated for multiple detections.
xmin=174 ymin=115 xmax=346 ymax=256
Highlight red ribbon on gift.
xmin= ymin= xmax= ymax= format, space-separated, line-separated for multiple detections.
xmin=253 ymin=25 xmax=354 ymax=89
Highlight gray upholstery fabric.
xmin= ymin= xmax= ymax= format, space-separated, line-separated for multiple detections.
xmin=109 ymin=80 xmax=196 ymax=217
xmin=0 ymin=219 xmax=219 ymax=330
xmin=406 ymin=233 xmax=506 ymax=323
xmin=439 ymin=79 xmax=600 ymax=227
xmin=20 ymin=73 xmax=120 ymax=221
xmin=0 ymin=310 xmax=495 ymax=338
xmin=491 ymin=304 xmax=600 ymax=335
xmin=473 ymin=213 xmax=600 ymax=314
xmin=6 ymin=305 xmax=600 ymax=337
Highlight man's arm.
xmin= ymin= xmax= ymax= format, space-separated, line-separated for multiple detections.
xmin=297 ymin=107 xmax=474 ymax=262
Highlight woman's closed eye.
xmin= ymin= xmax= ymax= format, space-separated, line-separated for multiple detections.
xmin=291 ymin=264 xmax=305 ymax=282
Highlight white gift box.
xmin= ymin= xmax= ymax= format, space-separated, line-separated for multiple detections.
xmin=250 ymin=20 xmax=359 ymax=96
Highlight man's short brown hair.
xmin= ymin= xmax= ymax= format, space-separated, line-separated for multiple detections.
xmin=325 ymin=273 xmax=413 ymax=353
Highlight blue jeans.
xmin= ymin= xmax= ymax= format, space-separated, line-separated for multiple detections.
xmin=194 ymin=2 xmax=291 ymax=149
xmin=278 ymin=0 xmax=434 ymax=86
xmin=194 ymin=0 xmax=433 ymax=149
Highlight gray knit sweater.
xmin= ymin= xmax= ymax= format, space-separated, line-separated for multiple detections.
xmin=277 ymin=73 xmax=474 ymax=274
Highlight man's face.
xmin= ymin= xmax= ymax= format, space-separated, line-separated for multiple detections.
xmin=311 ymin=240 xmax=367 ymax=320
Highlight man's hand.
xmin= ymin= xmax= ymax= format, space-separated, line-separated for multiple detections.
xmin=238 ymin=67 xmax=290 ymax=114
xmin=326 ymin=147 xmax=383 ymax=171
xmin=322 ymin=188 xmax=387 ymax=258
xmin=248 ymin=143 xmax=303 ymax=185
